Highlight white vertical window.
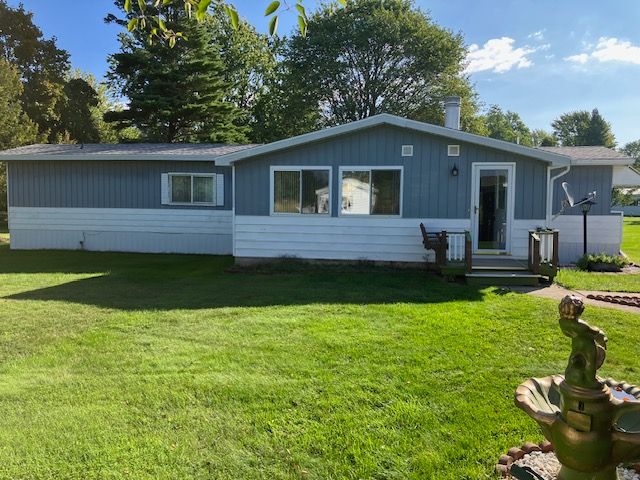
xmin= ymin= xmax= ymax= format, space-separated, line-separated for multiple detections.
xmin=272 ymin=168 xmax=330 ymax=215
xmin=341 ymin=168 xmax=402 ymax=216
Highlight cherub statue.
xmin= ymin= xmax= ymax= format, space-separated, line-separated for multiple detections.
xmin=558 ymin=295 xmax=608 ymax=390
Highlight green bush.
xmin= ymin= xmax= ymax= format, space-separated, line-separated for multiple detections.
xmin=576 ymin=253 xmax=630 ymax=272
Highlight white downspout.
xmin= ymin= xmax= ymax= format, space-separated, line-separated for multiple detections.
xmin=546 ymin=164 xmax=571 ymax=227
xmin=231 ymin=163 xmax=236 ymax=258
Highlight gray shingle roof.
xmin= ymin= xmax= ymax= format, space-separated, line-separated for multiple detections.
xmin=538 ymin=146 xmax=632 ymax=162
xmin=0 ymin=143 xmax=259 ymax=161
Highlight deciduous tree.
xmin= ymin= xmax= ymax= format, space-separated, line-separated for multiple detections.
xmin=552 ymin=109 xmax=616 ymax=147
xmin=482 ymin=106 xmax=533 ymax=146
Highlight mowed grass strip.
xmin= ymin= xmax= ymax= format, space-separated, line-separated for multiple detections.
xmin=0 ymin=247 xmax=639 ymax=479
xmin=556 ymin=217 xmax=640 ymax=293
xmin=623 ymin=217 xmax=640 ymax=264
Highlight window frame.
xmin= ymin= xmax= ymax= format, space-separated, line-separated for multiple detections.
xmin=338 ymin=166 xmax=404 ymax=218
xmin=269 ymin=166 xmax=333 ymax=216
xmin=168 ymin=172 xmax=217 ymax=206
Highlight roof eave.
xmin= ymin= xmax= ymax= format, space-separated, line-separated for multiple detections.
xmin=0 ymin=154 xmax=221 ymax=162
xmin=572 ymin=159 xmax=634 ymax=166
xmin=215 ymin=114 xmax=571 ymax=167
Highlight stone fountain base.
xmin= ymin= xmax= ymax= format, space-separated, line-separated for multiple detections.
xmin=496 ymin=442 xmax=640 ymax=479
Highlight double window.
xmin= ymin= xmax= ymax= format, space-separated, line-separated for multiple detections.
xmin=270 ymin=166 xmax=403 ymax=216
xmin=272 ymin=167 xmax=331 ymax=214
xmin=340 ymin=168 xmax=402 ymax=216
xmin=169 ymin=173 xmax=216 ymax=205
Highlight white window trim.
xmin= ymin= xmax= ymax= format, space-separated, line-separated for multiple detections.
xmin=338 ymin=166 xmax=404 ymax=218
xmin=168 ymin=172 xmax=218 ymax=206
xmin=269 ymin=166 xmax=333 ymax=216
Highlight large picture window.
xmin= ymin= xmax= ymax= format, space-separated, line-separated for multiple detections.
xmin=170 ymin=174 xmax=215 ymax=204
xmin=341 ymin=168 xmax=401 ymax=216
xmin=272 ymin=168 xmax=330 ymax=214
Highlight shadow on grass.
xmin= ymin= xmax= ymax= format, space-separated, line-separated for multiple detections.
xmin=1 ymin=249 xmax=485 ymax=310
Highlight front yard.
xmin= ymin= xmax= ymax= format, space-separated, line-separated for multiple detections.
xmin=0 ymin=243 xmax=639 ymax=479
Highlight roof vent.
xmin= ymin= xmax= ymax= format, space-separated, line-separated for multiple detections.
xmin=444 ymin=96 xmax=461 ymax=130
xmin=401 ymin=145 xmax=414 ymax=157
xmin=448 ymin=145 xmax=460 ymax=157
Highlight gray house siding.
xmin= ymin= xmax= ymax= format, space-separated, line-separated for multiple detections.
xmin=234 ymin=125 xmax=548 ymax=219
xmin=8 ymin=160 xmax=232 ymax=210
xmin=551 ymin=165 xmax=613 ymax=216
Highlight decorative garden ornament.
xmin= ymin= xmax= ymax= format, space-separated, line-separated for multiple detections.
xmin=515 ymin=295 xmax=640 ymax=480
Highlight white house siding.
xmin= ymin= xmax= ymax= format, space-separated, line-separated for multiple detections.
xmin=233 ymin=215 xmax=471 ymax=263
xmin=8 ymin=207 xmax=232 ymax=254
xmin=550 ymin=214 xmax=623 ymax=263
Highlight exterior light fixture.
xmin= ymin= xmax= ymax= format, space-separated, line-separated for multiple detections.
xmin=451 ymin=164 xmax=459 ymax=177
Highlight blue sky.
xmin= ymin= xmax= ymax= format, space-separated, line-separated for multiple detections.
xmin=8 ymin=0 xmax=640 ymax=145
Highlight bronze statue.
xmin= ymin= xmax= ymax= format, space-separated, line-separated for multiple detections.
xmin=515 ymin=295 xmax=640 ymax=480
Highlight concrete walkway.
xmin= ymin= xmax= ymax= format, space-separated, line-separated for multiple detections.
xmin=512 ymin=284 xmax=640 ymax=314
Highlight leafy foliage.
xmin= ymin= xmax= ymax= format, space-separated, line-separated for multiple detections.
xmin=552 ymin=109 xmax=616 ymax=147
xmin=0 ymin=60 xmax=39 ymax=214
xmin=622 ymin=140 xmax=640 ymax=169
xmin=576 ymin=252 xmax=629 ymax=272
xmin=531 ymin=129 xmax=558 ymax=147
xmin=106 ymin=3 xmax=246 ymax=143
xmin=611 ymin=188 xmax=635 ymax=208
xmin=482 ymin=105 xmax=533 ymax=146
xmin=257 ymin=0 xmax=480 ymax=142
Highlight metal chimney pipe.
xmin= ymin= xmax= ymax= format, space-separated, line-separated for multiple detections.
xmin=444 ymin=96 xmax=461 ymax=130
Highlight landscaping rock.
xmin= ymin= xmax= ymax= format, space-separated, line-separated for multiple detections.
xmin=507 ymin=447 xmax=525 ymax=460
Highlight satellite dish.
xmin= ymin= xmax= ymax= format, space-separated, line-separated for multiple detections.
xmin=552 ymin=182 xmax=597 ymax=220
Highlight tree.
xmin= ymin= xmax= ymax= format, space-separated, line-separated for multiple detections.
xmin=0 ymin=60 xmax=39 ymax=216
xmin=532 ymin=129 xmax=558 ymax=147
xmin=106 ymin=3 xmax=246 ymax=143
xmin=552 ymin=109 xmax=616 ymax=147
xmin=622 ymin=140 xmax=640 ymax=168
xmin=482 ymin=105 xmax=533 ymax=146
xmin=267 ymin=0 xmax=479 ymax=139
xmin=0 ymin=0 xmax=70 ymax=141
xmin=203 ymin=5 xmax=278 ymax=140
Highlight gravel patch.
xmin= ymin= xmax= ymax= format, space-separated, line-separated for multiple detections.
xmin=514 ymin=451 xmax=640 ymax=479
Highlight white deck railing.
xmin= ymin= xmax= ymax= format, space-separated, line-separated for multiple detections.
xmin=446 ymin=232 xmax=467 ymax=262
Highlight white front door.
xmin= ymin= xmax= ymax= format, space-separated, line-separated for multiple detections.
xmin=471 ymin=163 xmax=515 ymax=254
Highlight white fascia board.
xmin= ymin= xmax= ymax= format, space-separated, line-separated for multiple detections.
xmin=216 ymin=113 xmax=571 ymax=167
xmin=0 ymin=154 xmax=220 ymax=162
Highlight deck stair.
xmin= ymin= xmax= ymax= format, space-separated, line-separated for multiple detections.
xmin=465 ymin=257 xmax=544 ymax=286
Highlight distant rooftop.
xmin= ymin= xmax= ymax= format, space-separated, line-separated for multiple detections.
xmin=539 ymin=146 xmax=632 ymax=163
xmin=0 ymin=143 xmax=259 ymax=161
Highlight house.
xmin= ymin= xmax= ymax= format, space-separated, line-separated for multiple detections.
xmin=611 ymin=164 xmax=640 ymax=216
xmin=0 ymin=97 xmax=634 ymax=267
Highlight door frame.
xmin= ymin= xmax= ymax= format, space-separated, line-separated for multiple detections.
xmin=470 ymin=162 xmax=516 ymax=254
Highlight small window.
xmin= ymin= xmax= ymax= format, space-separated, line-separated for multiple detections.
xmin=341 ymin=168 xmax=401 ymax=216
xmin=448 ymin=145 xmax=460 ymax=157
xmin=401 ymin=145 xmax=414 ymax=157
xmin=169 ymin=174 xmax=215 ymax=204
xmin=273 ymin=168 xmax=330 ymax=214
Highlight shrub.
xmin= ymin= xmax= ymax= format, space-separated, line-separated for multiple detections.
xmin=576 ymin=253 xmax=630 ymax=272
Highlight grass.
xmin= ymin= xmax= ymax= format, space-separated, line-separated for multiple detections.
xmin=0 ymin=245 xmax=639 ymax=479
xmin=623 ymin=217 xmax=640 ymax=264
xmin=556 ymin=218 xmax=640 ymax=293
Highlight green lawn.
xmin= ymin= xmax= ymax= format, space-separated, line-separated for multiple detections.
xmin=0 ymin=245 xmax=639 ymax=479
xmin=556 ymin=217 xmax=640 ymax=292
xmin=623 ymin=217 xmax=640 ymax=264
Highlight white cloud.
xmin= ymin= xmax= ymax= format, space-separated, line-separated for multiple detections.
xmin=565 ymin=53 xmax=589 ymax=64
xmin=528 ymin=30 xmax=545 ymax=41
xmin=565 ymin=37 xmax=640 ymax=65
xmin=465 ymin=37 xmax=536 ymax=74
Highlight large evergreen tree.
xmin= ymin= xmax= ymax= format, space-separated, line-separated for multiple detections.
xmin=106 ymin=3 xmax=246 ymax=143
xmin=552 ymin=109 xmax=616 ymax=147
xmin=256 ymin=0 xmax=481 ymax=142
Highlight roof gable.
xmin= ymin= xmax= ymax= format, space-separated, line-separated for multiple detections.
xmin=216 ymin=114 xmax=571 ymax=167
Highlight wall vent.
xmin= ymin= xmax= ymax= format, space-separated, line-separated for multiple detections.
xmin=401 ymin=145 xmax=414 ymax=157
xmin=447 ymin=145 xmax=460 ymax=157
